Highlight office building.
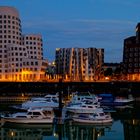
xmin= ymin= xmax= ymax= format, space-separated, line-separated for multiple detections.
xmin=55 ymin=47 xmax=104 ymax=81
xmin=0 ymin=6 xmax=46 ymax=81
xmin=123 ymin=23 xmax=140 ymax=80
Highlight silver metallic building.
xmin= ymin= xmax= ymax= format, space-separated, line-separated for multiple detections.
xmin=55 ymin=48 xmax=104 ymax=81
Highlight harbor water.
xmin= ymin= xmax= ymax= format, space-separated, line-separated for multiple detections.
xmin=0 ymin=120 xmax=124 ymax=140
xmin=1 ymin=101 xmax=140 ymax=140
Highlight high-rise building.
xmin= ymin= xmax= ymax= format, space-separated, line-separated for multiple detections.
xmin=0 ymin=6 xmax=47 ymax=81
xmin=55 ymin=47 xmax=104 ymax=81
xmin=123 ymin=23 xmax=140 ymax=80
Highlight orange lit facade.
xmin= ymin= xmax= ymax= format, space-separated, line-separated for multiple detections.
xmin=55 ymin=48 xmax=104 ymax=81
xmin=0 ymin=6 xmax=46 ymax=81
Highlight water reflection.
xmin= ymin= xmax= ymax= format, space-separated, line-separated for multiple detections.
xmin=0 ymin=124 xmax=54 ymax=140
xmin=61 ymin=121 xmax=112 ymax=140
xmin=0 ymin=121 xmax=113 ymax=140
xmin=123 ymin=119 xmax=140 ymax=140
xmin=2 ymin=119 xmax=140 ymax=140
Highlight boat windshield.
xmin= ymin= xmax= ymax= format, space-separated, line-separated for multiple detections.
xmin=99 ymin=113 xmax=105 ymax=116
xmin=93 ymin=113 xmax=98 ymax=117
xmin=52 ymin=97 xmax=58 ymax=103
xmin=33 ymin=112 xmax=41 ymax=116
xmin=43 ymin=111 xmax=52 ymax=116
xmin=45 ymin=98 xmax=51 ymax=102
xmin=88 ymin=106 xmax=94 ymax=108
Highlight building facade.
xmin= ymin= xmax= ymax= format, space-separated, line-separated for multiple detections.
xmin=123 ymin=23 xmax=140 ymax=80
xmin=0 ymin=6 xmax=47 ymax=81
xmin=55 ymin=47 xmax=104 ymax=81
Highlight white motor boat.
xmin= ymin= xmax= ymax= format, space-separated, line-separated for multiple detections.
xmin=66 ymin=103 xmax=102 ymax=114
xmin=21 ymin=93 xmax=59 ymax=110
xmin=1 ymin=108 xmax=54 ymax=125
xmin=72 ymin=109 xmax=113 ymax=124
xmin=33 ymin=92 xmax=59 ymax=102
xmin=113 ymin=95 xmax=134 ymax=106
xmin=98 ymin=93 xmax=134 ymax=106
xmin=69 ymin=91 xmax=99 ymax=105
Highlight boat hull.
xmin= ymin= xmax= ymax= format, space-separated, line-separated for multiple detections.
xmin=100 ymin=100 xmax=134 ymax=106
xmin=72 ymin=117 xmax=113 ymax=124
xmin=67 ymin=108 xmax=97 ymax=114
xmin=1 ymin=117 xmax=53 ymax=125
xmin=66 ymin=107 xmax=102 ymax=114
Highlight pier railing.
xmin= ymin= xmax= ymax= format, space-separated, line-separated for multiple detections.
xmin=0 ymin=96 xmax=30 ymax=103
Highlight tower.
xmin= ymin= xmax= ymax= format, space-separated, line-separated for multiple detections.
xmin=0 ymin=6 xmax=22 ymax=80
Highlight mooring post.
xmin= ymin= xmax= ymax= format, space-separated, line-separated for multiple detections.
xmin=58 ymin=78 xmax=63 ymax=124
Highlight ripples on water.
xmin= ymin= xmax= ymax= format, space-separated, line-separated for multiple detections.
xmin=1 ymin=103 xmax=140 ymax=140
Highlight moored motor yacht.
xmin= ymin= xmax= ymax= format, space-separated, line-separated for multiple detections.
xmin=66 ymin=103 xmax=102 ymax=114
xmin=98 ymin=93 xmax=134 ymax=106
xmin=68 ymin=91 xmax=99 ymax=106
xmin=32 ymin=92 xmax=59 ymax=102
xmin=113 ymin=95 xmax=134 ymax=106
xmin=72 ymin=109 xmax=113 ymax=124
xmin=1 ymin=108 xmax=54 ymax=126
xmin=21 ymin=93 xmax=59 ymax=110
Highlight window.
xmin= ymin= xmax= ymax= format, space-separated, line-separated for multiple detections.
xmin=33 ymin=112 xmax=41 ymax=115
xmin=35 ymin=62 xmax=38 ymax=65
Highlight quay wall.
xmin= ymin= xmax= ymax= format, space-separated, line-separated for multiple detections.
xmin=0 ymin=81 xmax=140 ymax=97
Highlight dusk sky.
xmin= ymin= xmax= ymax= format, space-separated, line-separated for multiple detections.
xmin=0 ymin=0 xmax=139 ymax=62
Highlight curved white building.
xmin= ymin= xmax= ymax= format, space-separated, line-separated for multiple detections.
xmin=0 ymin=6 xmax=46 ymax=81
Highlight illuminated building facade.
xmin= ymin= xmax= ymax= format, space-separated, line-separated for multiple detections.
xmin=0 ymin=6 xmax=46 ymax=81
xmin=123 ymin=23 xmax=140 ymax=80
xmin=55 ymin=47 xmax=104 ymax=81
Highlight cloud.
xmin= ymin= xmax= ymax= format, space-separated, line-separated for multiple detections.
xmin=22 ymin=19 xmax=136 ymax=62
xmin=23 ymin=19 xmax=135 ymax=39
